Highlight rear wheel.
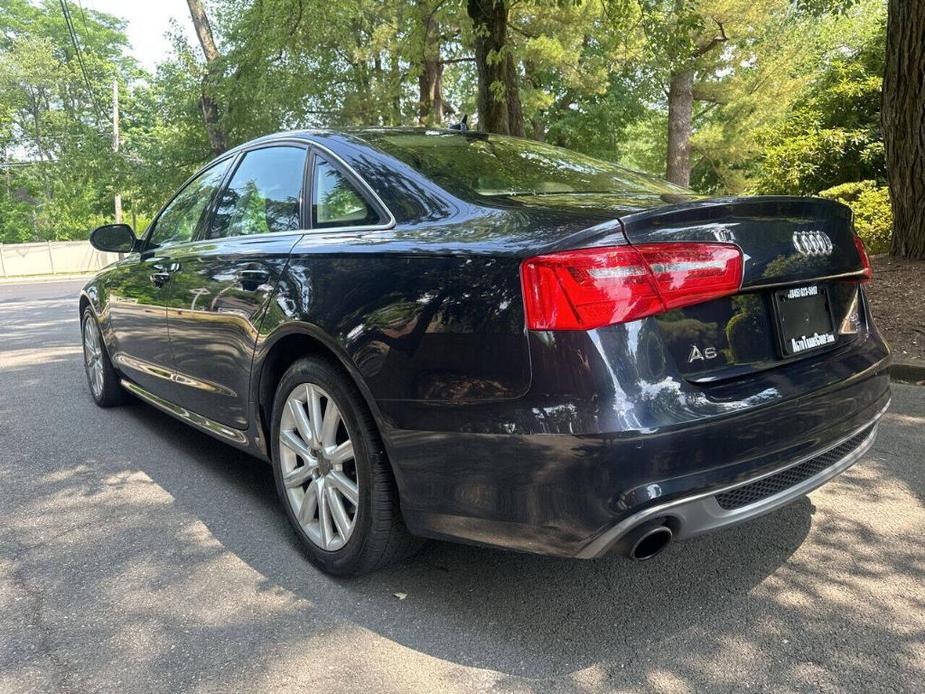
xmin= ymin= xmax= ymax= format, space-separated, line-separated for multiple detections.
xmin=81 ymin=308 xmax=125 ymax=407
xmin=270 ymin=356 xmax=421 ymax=576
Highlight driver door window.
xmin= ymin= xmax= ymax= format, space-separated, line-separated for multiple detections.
xmin=148 ymin=159 xmax=231 ymax=248
xmin=207 ymin=146 xmax=307 ymax=239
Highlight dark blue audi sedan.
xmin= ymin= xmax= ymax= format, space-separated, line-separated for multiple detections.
xmin=81 ymin=128 xmax=890 ymax=575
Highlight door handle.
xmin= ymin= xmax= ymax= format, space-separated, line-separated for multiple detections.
xmin=150 ymin=271 xmax=171 ymax=287
xmin=150 ymin=261 xmax=181 ymax=287
xmin=239 ymin=269 xmax=270 ymax=291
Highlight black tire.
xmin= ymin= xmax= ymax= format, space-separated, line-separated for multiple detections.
xmin=81 ymin=308 xmax=125 ymax=408
xmin=270 ymin=356 xmax=422 ymax=576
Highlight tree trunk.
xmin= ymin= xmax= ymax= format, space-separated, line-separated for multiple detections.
xmin=466 ymin=0 xmax=522 ymax=134
xmin=418 ymin=2 xmax=445 ymax=126
xmin=418 ymin=51 xmax=445 ymax=125
xmin=503 ymin=51 xmax=524 ymax=137
xmin=197 ymin=88 xmax=225 ymax=155
xmin=883 ymin=0 xmax=925 ymax=259
xmin=663 ymin=13 xmax=726 ymax=188
xmin=666 ymin=68 xmax=693 ymax=187
xmin=387 ymin=43 xmax=403 ymax=125
xmin=186 ymin=0 xmax=227 ymax=155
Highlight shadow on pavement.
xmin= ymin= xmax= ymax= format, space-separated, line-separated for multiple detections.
xmin=109 ymin=397 xmax=819 ymax=679
xmin=2 ymin=285 xmax=922 ymax=690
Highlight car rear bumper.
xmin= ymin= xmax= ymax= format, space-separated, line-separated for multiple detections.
xmin=383 ymin=333 xmax=891 ymax=557
xmin=575 ymin=402 xmax=885 ymax=558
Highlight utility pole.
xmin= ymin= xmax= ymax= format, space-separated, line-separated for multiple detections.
xmin=112 ymin=78 xmax=122 ymax=224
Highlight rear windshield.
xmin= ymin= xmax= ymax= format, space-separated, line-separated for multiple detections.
xmin=358 ymin=130 xmax=685 ymax=198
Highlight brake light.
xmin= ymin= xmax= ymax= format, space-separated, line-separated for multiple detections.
xmin=853 ymin=235 xmax=872 ymax=283
xmin=520 ymin=243 xmax=743 ymax=330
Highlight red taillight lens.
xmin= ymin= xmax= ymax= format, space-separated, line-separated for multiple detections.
xmin=853 ymin=235 xmax=872 ymax=283
xmin=520 ymin=243 xmax=743 ymax=330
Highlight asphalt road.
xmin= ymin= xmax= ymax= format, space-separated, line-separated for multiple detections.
xmin=1 ymin=279 xmax=923 ymax=693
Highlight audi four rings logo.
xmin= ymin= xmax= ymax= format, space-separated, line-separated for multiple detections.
xmin=792 ymin=230 xmax=834 ymax=256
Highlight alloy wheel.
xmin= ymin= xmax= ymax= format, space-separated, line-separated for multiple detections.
xmin=83 ymin=316 xmax=105 ymax=399
xmin=278 ymin=383 xmax=360 ymax=551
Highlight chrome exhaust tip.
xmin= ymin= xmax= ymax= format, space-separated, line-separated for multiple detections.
xmin=618 ymin=521 xmax=674 ymax=561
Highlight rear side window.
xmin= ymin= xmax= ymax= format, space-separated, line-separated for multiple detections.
xmin=208 ymin=146 xmax=307 ymax=239
xmin=149 ymin=159 xmax=231 ymax=248
xmin=312 ymin=155 xmax=380 ymax=228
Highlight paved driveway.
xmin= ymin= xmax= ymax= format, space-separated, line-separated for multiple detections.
xmin=1 ymin=279 xmax=923 ymax=693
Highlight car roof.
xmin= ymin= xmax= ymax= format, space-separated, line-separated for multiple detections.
xmin=223 ymin=126 xmax=495 ymax=158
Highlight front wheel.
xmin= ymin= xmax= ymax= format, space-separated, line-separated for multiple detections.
xmin=270 ymin=356 xmax=421 ymax=576
xmin=81 ymin=308 xmax=125 ymax=407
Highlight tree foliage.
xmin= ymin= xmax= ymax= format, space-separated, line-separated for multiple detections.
xmin=751 ymin=1 xmax=886 ymax=195
xmin=0 ymin=0 xmax=896 ymax=253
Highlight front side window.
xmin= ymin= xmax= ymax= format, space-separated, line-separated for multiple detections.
xmin=149 ymin=159 xmax=231 ymax=248
xmin=312 ymin=155 xmax=379 ymax=228
xmin=209 ymin=146 xmax=307 ymax=239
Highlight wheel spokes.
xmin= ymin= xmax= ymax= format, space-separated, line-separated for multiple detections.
xmin=319 ymin=400 xmax=341 ymax=449
xmin=281 ymin=381 xmax=359 ymax=552
xmin=306 ymin=384 xmax=324 ymax=443
xmin=84 ymin=323 xmax=99 ymax=359
xmin=317 ymin=477 xmax=334 ymax=547
xmin=327 ymin=485 xmax=352 ymax=540
xmin=283 ymin=462 xmax=316 ymax=489
xmin=280 ymin=428 xmax=313 ymax=461
xmin=329 ymin=440 xmax=354 ymax=466
xmin=84 ymin=320 xmax=105 ymax=396
xmin=328 ymin=470 xmax=358 ymax=506
xmin=299 ymin=477 xmax=320 ymax=524
xmin=287 ymin=398 xmax=314 ymax=449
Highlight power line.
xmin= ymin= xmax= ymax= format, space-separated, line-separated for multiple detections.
xmin=74 ymin=0 xmax=91 ymax=35
xmin=59 ymin=0 xmax=99 ymax=114
xmin=58 ymin=0 xmax=106 ymax=125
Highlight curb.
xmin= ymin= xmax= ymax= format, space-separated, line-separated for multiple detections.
xmin=891 ymin=361 xmax=925 ymax=385
xmin=0 ymin=274 xmax=92 ymax=285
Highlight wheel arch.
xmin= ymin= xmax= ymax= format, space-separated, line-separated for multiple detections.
xmin=78 ymin=292 xmax=92 ymax=316
xmin=78 ymin=286 xmax=115 ymax=353
xmin=78 ymin=288 xmax=100 ymax=324
xmin=252 ymin=323 xmax=402 ymax=484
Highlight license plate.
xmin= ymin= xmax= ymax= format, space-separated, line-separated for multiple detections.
xmin=773 ymin=284 xmax=836 ymax=357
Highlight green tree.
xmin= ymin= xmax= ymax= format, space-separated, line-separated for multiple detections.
xmin=0 ymin=0 xmax=140 ymax=241
xmin=751 ymin=1 xmax=886 ymax=195
xmin=0 ymin=0 xmax=896 ymax=248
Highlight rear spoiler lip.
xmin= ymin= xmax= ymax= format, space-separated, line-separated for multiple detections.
xmin=531 ymin=195 xmax=854 ymax=257
xmin=617 ymin=194 xmax=853 ymax=229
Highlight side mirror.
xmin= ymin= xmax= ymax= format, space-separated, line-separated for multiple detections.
xmin=89 ymin=223 xmax=137 ymax=253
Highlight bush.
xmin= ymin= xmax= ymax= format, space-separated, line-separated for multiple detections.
xmin=817 ymin=180 xmax=892 ymax=254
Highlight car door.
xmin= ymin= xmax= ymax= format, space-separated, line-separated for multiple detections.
xmin=105 ymin=158 xmax=232 ymax=396
xmin=157 ymin=144 xmax=309 ymax=429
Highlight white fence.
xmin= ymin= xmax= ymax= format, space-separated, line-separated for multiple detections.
xmin=0 ymin=241 xmax=119 ymax=278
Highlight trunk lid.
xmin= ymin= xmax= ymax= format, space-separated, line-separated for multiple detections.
xmin=617 ymin=196 xmax=868 ymax=382
xmin=513 ymin=194 xmax=869 ymax=383
xmin=617 ymin=196 xmax=862 ymax=287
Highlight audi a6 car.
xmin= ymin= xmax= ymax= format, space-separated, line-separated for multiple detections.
xmin=81 ymin=128 xmax=890 ymax=575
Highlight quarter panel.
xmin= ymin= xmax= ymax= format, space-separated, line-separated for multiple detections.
xmin=260 ymin=237 xmax=532 ymax=404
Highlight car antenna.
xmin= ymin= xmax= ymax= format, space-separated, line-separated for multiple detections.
xmin=449 ymin=114 xmax=469 ymax=132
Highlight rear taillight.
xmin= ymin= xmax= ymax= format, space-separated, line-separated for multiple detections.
xmin=520 ymin=243 xmax=743 ymax=331
xmin=853 ymin=235 xmax=872 ymax=283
